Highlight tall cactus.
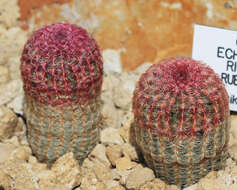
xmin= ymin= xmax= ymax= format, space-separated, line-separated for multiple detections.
xmin=20 ymin=23 xmax=103 ymax=165
xmin=132 ymin=57 xmax=230 ymax=188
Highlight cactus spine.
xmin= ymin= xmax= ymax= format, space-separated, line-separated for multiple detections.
xmin=21 ymin=23 xmax=103 ymax=165
xmin=132 ymin=57 xmax=230 ymax=188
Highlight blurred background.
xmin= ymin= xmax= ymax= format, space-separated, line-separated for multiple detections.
xmin=1 ymin=0 xmax=237 ymax=71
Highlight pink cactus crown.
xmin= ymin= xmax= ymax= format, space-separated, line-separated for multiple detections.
xmin=21 ymin=23 xmax=103 ymax=106
xmin=133 ymin=57 xmax=229 ymax=139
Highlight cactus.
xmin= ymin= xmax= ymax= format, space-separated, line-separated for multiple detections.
xmin=132 ymin=57 xmax=230 ymax=188
xmin=20 ymin=23 xmax=103 ymax=165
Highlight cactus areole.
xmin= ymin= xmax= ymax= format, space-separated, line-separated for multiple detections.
xmin=132 ymin=57 xmax=230 ymax=187
xmin=21 ymin=23 xmax=103 ymax=107
xmin=20 ymin=23 xmax=103 ymax=165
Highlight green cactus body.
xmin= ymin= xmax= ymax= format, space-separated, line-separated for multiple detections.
xmin=20 ymin=23 xmax=103 ymax=165
xmin=132 ymin=57 xmax=230 ymax=188
xmin=24 ymin=96 xmax=101 ymax=165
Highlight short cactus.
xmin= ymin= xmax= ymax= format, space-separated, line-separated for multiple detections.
xmin=132 ymin=57 xmax=230 ymax=188
xmin=20 ymin=23 xmax=103 ymax=165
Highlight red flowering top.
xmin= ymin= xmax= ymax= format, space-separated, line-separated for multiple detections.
xmin=21 ymin=23 xmax=103 ymax=106
xmin=133 ymin=57 xmax=229 ymax=139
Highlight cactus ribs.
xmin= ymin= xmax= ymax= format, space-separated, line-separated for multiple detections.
xmin=132 ymin=57 xmax=230 ymax=188
xmin=21 ymin=23 xmax=103 ymax=165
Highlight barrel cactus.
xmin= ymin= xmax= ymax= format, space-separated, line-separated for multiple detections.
xmin=132 ymin=57 xmax=230 ymax=187
xmin=20 ymin=23 xmax=103 ymax=165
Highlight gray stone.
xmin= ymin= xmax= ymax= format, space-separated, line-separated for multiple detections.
xmin=101 ymin=127 xmax=124 ymax=145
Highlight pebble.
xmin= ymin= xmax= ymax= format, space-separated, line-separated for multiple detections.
xmin=81 ymin=158 xmax=94 ymax=169
xmin=10 ymin=146 xmax=31 ymax=161
xmin=51 ymin=152 xmax=82 ymax=189
xmin=0 ymin=79 xmax=23 ymax=105
xmin=89 ymin=143 xmax=111 ymax=167
xmin=196 ymin=165 xmax=237 ymax=190
xmin=14 ymin=117 xmax=26 ymax=141
xmin=28 ymin=155 xmax=38 ymax=164
xmin=0 ymin=143 xmax=16 ymax=163
xmin=110 ymin=169 xmax=121 ymax=180
xmin=116 ymin=156 xmax=136 ymax=171
xmin=0 ymin=160 xmax=39 ymax=189
xmin=113 ymin=73 xmax=137 ymax=110
xmin=0 ymin=105 xmax=18 ymax=141
xmin=103 ymin=49 xmax=122 ymax=73
xmin=101 ymin=99 xmax=121 ymax=129
xmin=121 ymin=143 xmax=138 ymax=161
xmin=140 ymin=178 xmax=179 ymax=190
xmin=93 ymin=159 xmax=111 ymax=183
xmin=117 ymin=169 xmax=135 ymax=185
xmin=4 ymin=136 xmax=20 ymax=146
xmin=96 ymin=182 xmax=107 ymax=189
xmin=184 ymin=184 xmax=198 ymax=190
xmin=109 ymin=186 xmax=126 ymax=190
xmin=8 ymin=56 xmax=21 ymax=80
xmin=37 ymin=170 xmax=57 ymax=187
xmin=80 ymin=170 xmax=98 ymax=190
xmin=0 ymin=66 xmax=9 ymax=84
xmin=0 ymin=0 xmax=20 ymax=28
xmin=0 ymin=27 xmax=27 ymax=66
xmin=229 ymin=144 xmax=237 ymax=160
xmin=106 ymin=144 xmax=122 ymax=166
xmin=31 ymin=162 xmax=48 ymax=173
xmin=118 ymin=114 xmax=133 ymax=143
xmin=0 ymin=170 xmax=11 ymax=189
xmin=101 ymin=127 xmax=124 ymax=145
xmin=126 ymin=165 xmax=155 ymax=190
xmin=102 ymin=73 xmax=120 ymax=92
xmin=7 ymin=93 xmax=24 ymax=115
xmin=101 ymin=74 xmax=121 ymax=129
xmin=113 ymin=86 xmax=132 ymax=109
xmin=44 ymin=184 xmax=71 ymax=190
xmin=20 ymin=137 xmax=29 ymax=146
xmin=106 ymin=180 xmax=120 ymax=189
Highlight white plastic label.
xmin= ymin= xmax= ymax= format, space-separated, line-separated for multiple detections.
xmin=192 ymin=24 xmax=237 ymax=111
